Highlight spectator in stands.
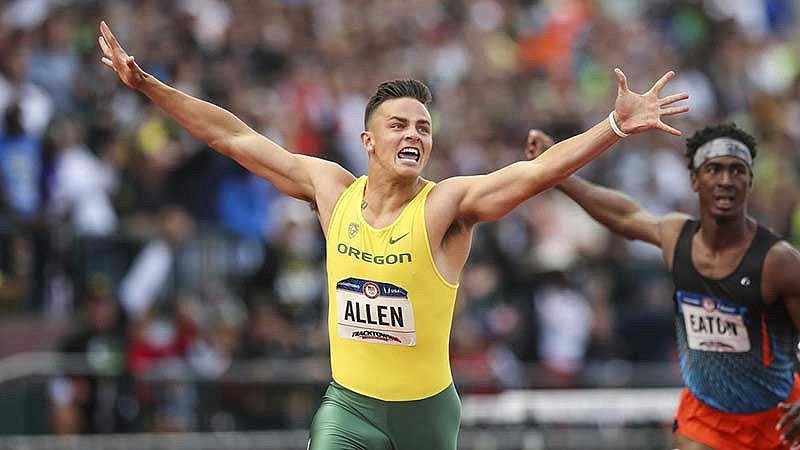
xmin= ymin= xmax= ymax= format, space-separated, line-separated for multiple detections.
xmin=48 ymin=118 xmax=118 ymax=236
xmin=49 ymin=276 xmax=135 ymax=434
xmin=119 ymin=206 xmax=193 ymax=319
xmin=0 ymin=102 xmax=42 ymax=218
xmin=0 ymin=31 xmax=54 ymax=137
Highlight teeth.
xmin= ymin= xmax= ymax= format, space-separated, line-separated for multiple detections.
xmin=398 ymin=147 xmax=420 ymax=161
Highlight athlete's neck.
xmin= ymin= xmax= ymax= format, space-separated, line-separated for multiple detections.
xmin=361 ymin=176 xmax=425 ymax=228
xmin=698 ymin=213 xmax=755 ymax=251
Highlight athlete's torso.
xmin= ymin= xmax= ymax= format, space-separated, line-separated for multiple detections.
xmin=672 ymin=219 xmax=795 ymax=413
xmin=326 ymin=176 xmax=458 ymax=401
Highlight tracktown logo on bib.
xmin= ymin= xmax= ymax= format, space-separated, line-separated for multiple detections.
xmin=351 ymin=330 xmax=402 ymax=343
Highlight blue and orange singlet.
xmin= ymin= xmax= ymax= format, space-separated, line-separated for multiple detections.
xmin=672 ymin=220 xmax=796 ymax=414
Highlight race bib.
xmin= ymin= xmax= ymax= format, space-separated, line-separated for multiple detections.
xmin=677 ymin=291 xmax=750 ymax=352
xmin=336 ymin=278 xmax=416 ymax=346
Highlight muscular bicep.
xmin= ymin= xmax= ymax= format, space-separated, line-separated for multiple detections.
xmin=626 ymin=211 xmax=690 ymax=248
xmin=453 ymin=161 xmax=554 ymax=224
xmin=214 ymin=132 xmax=315 ymax=200
xmin=614 ymin=209 xmax=662 ymax=245
xmin=216 ymin=131 xmax=355 ymax=232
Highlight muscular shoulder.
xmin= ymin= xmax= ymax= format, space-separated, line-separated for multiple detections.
xmin=764 ymin=240 xmax=800 ymax=300
xmin=659 ymin=212 xmax=692 ymax=239
xmin=426 ymin=176 xmax=471 ymax=221
xmin=428 ymin=176 xmax=468 ymax=200
xmin=303 ymin=157 xmax=356 ymax=232
xmin=303 ymin=156 xmax=355 ymax=189
xmin=659 ymin=212 xmax=692 ymax=269
xmin=764 ymin=240 xmax=800 ymax=271
xmin=425 ymin=177 xmax=475 ymax=244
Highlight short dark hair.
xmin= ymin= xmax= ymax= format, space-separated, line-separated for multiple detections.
xmin=364 ymin=79 xmax=432 ymax=129
xmin=685 ymin=123 xmax=757 ymax=171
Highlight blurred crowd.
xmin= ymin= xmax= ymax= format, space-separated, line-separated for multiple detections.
xmin=0 ymin=0 xmax=799 ymax=435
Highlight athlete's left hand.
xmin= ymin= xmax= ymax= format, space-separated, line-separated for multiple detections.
xmin=611 ymin=68 xmax=689 ymax=136
xmin=777 ymin=401 xmax=800 ymax=448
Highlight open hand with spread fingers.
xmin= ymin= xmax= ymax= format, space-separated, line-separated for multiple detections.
xmin=611 ymin=68 xmax=689 ymax=136
xmin=98 ymin=21 xmax=146 ymax=90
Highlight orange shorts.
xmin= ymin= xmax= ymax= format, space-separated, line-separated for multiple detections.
xmin=674 ymin=375 xmax=800 ymax=450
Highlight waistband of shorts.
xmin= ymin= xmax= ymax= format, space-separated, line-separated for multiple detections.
xmin=329 ymin=380 xmax=455 ymax=405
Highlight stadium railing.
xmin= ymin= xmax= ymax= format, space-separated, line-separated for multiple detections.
xmin=0 ymin=352 xmax=681 ymax=450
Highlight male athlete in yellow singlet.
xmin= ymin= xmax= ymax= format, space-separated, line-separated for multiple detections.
xmin=98 ymin=20 xmax=689 ymax=449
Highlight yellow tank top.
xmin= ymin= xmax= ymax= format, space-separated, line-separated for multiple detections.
xmin=326 ymin=176 xmax=458 ymax=401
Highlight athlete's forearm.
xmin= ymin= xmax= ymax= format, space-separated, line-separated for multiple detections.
xmin=137 ymin=73 xmax=254 ymax=154
xmin=136 ymin=73 xmax=320 ymax=201
xmin=454 ymin=118 xmax=622 ymax=224
xmin=531 ymin=118 xmax=619 ymax=190
xmin=557 ymin=176 xmax=646 ymax=239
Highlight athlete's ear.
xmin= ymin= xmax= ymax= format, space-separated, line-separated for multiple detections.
xmin=360 ymin=130 xmax=375 ymax=153
xmin=690 ymin=170 xmax=699 ymax=192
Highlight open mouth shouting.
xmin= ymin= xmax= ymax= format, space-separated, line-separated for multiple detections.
xmin=397 ymin=147 xmax=421 ymax=165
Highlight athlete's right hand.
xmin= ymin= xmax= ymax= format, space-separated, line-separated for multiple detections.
xmin=777 ymin=401 xmax=800 ymax=448
xmin=524 ymin=129 xmax=554 ymax=161
xmin=98 ymin=21 xmax=146 ymax=90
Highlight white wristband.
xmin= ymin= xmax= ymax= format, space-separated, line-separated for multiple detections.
xmin=608 ymin=111 xmax=629 ymax=138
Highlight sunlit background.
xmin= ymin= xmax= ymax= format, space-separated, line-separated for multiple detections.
xmin=0 ymin=0 xmax=798 ymax=449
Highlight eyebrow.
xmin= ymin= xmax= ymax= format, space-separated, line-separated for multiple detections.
xmin=387 ymin=116 xmax=431 ymax=126
xmin=705 ymin=161 xmax=748 ymax=170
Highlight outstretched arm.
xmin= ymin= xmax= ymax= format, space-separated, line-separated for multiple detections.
xmin=524 ymin=130 xmax=671 ymax=246
xmin=436 ymin=68 xmax=689 ymax=225
xmin=97 ymin=21 xmax=353 ymax=205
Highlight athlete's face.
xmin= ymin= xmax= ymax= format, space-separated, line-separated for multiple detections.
xmin=361 ymin=97 xmax=432 ymax=179
xmin=691 ymin=156 xmax=752 ymax=220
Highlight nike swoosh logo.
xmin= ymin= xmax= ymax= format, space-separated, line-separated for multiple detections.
xmin=388 ymin=232 xmax=409 ymax=245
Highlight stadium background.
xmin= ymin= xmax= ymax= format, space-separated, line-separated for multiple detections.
xmin=0 ymin=0 xmax=798 ymax=448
